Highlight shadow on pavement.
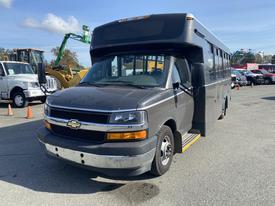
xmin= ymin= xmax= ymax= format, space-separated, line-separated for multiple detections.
xmin=0 ymin=120 xmax=154 ymax=195
xmin=0 ymin=101 xmax=42 ymax=108
xmin=262 ymin=96 xmax=275 ymax=101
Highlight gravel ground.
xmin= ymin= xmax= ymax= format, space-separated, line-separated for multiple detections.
xmin=0 ymin=85 xmax=275 ymax=206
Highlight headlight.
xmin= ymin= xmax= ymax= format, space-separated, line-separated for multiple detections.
xmin=109 ymin=111 xmax=146 ymax=124
xmin=26 ymin=82 xmax=39 ymax=88
xmin=44 ymin=103 xmax=50 ymax=116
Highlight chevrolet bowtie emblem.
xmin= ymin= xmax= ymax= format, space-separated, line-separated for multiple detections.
xmin=67 ymin=119 xmax=81 ymax=129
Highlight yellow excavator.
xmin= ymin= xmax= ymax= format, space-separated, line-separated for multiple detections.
xmin=47 ymin=25 xmax=91 ymax=89
xmin=10 ymin=25 xmax=91 ymax=89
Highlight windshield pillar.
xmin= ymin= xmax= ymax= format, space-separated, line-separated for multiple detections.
xmin=165 ymin=56 xmax=175 ymax=89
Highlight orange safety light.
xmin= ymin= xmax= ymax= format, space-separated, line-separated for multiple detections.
xmin=107 ymin=130 xmax=147 ymax=141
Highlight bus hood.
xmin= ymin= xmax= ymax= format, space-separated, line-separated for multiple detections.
xmin=47 ymin=86 xmax=162 ymax=111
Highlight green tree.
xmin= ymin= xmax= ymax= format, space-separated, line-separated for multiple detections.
xmin=231 ymin=49 xmax=256 ymax=66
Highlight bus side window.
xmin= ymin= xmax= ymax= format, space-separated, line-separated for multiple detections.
xmin=216 ymin=48 xmax=222 ymax=79
xmin=221 ymin=50 xmax=225 ymax=78
xmin=207 ymin=43 xmax=215 ymax=81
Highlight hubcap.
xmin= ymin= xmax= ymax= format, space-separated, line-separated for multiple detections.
xmin=14 ymin=95 xmax=23 ymax=106
xmin=160 ymin=135 xmax=172 ymax=166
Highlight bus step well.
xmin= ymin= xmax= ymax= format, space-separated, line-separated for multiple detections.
xmin=181 ymin=132 xmax=201 ymax=153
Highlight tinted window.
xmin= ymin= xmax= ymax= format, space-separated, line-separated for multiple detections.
xmin=207 ymin=43 xmax=215 ymax=81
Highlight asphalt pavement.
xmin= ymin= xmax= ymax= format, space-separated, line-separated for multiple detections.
xmin=0 ymin=85 xmax=275 ymax=206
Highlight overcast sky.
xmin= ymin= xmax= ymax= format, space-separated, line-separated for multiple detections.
xmin=1 ymin=0 xmax=275 ymax=66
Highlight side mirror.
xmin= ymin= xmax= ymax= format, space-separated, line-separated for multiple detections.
xmin=172 ymin=82 xmax=180 ymax=90
xmin=37 ymin=63 xmax=47 ymax=85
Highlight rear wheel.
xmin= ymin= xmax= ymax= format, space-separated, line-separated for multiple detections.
xmin=151 ymin=125 xmax=174 ymax=176
xmin=12 ymin=91 xmax=28 ymax=108
xmin=219 ymin=99 xmax=227 ymax=120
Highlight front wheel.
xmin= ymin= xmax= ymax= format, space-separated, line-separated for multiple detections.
xmin=151 ymin=125 xmax=174 ymax=176
xmin=40 ymin=96 xmax=47 ymax=104
xmin=12 ymin=91 xmax=28 ymax=108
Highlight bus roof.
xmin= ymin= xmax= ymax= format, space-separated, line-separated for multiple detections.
xmin=91 ymin=13 xmax=230 ymax=55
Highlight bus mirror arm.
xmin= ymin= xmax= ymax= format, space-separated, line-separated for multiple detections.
xmin=173 ymin=82 xmax=193 ymax=96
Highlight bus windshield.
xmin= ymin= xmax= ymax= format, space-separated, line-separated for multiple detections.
xmin=81 ymin=54 xmax=170 ymax=88
xmin=4 ymin=63 xmax=34 ymax=75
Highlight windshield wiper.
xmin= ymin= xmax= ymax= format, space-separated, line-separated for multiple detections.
xmin=78 ymin=82 xmax=107 ymax=87
xmin=122 ymin=83 xmax=147 ymax=89
xmin=100 ymin=80 xmax=147 ymax=89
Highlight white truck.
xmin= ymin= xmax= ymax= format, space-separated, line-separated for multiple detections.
xmin=0 ymin=61 xmax=57 ymax=108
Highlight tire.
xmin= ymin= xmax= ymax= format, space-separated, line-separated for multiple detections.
xmin=151 ymin=125 xmax=174 ymax=176
xmin=265 ymin=79 xmax=271 ymax=84
xmin=12 ymin=91 xmax=28 ymax=108
xmin=40 ymin=96 xmax=47 ymax=104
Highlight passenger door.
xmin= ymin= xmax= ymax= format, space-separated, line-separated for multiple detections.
xmin=0 ymin=63 xmax=8 ymax=100
xmin=171 ymin=59 xmax=194 ymax=133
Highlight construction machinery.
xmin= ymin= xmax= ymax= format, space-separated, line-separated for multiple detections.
xmin=8 ymin=25 xmax=91 ymax=89
xmin=45 ymin=25 xmax=92 ymax=89
xmin=9 ymin=48 xmax=44 ymax=73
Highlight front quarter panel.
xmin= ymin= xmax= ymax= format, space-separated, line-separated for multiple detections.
xmin=8 ymin=80 xmax=27 ymax=98
xmin=139 ymin=89 xmax=179 ymax=137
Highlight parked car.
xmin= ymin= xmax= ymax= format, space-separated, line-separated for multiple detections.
xmin=231 ymin=69 xmax=248 ymax=86
xmin=251 ymin=69 xmax=275 ymax=84
xmin=236 ymin=69 xmax=265 ymax=85
xmin=0 ymin=61 xmax=57 ymax=107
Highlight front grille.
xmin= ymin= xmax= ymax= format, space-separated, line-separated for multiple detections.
xmin=46 ymin=78 xmax=56 ymax=89
xmin=50 ymin=107 xmax=110 ymax=124
xmin=51 ymin=124 xmax=106 ymax=143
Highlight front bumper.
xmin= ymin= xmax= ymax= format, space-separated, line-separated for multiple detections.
xmin=24 ymin=88 xmax=56 ymax=98
xmin=37 ymin=127 xmax=157 ymax=176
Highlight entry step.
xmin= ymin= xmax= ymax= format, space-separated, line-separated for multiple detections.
xmin=181 ymin=132 xmax=201 ymax=153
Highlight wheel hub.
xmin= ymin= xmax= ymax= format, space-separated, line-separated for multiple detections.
xmin=14 ymin=95 xmax=23 ymax=106
xmin=160 ymin=136 xmax=172 ymax=166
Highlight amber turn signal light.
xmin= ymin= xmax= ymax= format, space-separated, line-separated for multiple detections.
xmin=107 ymin=130 xmax=147 ymax=140
xmin=44 ymin=120 xmax=51 ymax=130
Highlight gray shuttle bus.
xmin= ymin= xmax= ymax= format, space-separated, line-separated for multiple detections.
xmin=38 ymin=13 xmax=231 ymax=176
